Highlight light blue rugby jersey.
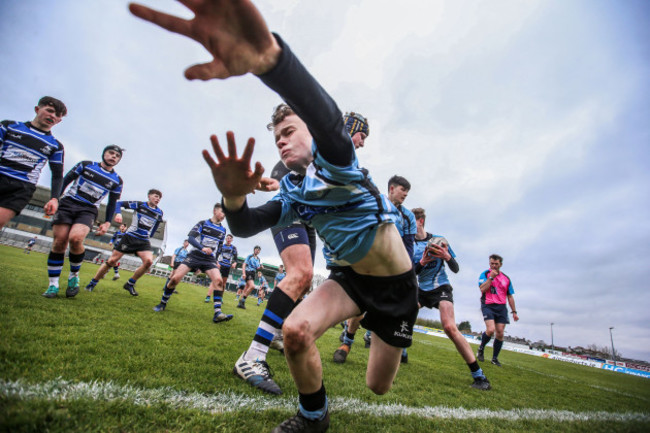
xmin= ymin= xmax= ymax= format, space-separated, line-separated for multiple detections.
xmin=271 ymin=141 xmax=399 ymax=267
xmin=412 ymin=233 xmax=456 ymax=292
xmin=393 ymin=203 xmax=417 ymax=237
xmin=244 ymin=254 xmax=261 ymax=272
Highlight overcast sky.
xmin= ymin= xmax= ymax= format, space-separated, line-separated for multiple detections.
xmin=2 ymin=1 xmax=649 ymax=362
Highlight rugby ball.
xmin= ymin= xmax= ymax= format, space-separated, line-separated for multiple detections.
xmin=427 ymin=236 xmax=448 ymax=249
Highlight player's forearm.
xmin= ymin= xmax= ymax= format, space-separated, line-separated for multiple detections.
xmin=222 ymin=199 xmax=282 ymax=238
xmin=49 ymin=164 xmax=63 ymax=199
xmin=479 ymin=280 xmax=492 ymax=293
xmin=507 ymin=296 xmax=517 ymax=313
xmin=104 ymin=193 xmax=119 ymax=223
xmin=447 ymin=257 xmax=459 ymax=273
xmin=258 ymin=34 xmax=352 ymax=166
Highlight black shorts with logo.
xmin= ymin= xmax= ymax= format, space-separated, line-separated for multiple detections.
xmin=329 ymin=267 xmax=419 ymax=348
xmin=182 ymin=250 xmax=218 ymax=273
xmin=0 ymin=175 xmax=36 ymax=215
xmin=114 ymin=234 xmax=152 ymax=254
xmin=418 ymin=284 xmax=454 ymax=309
xmin=245 ymin=270 xmax=257 ymax=282
xmin=52 ymin=197 xmax=98 ymax=229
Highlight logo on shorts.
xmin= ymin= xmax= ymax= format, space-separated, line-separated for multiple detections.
xmin=287 ymin=234 xmax=298 ymax=240
xmin=393 ymin=321 xmax=412 ymax=340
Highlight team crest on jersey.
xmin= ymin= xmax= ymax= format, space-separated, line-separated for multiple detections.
xmin=8 ymin=132 xmax=23 ymax=140
xmin=106 ymin=181 xmax=114 ymax=189
xmin=40 ymin=146 xmax=53 ymax=156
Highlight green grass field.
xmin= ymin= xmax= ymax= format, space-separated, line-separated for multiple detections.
xmin=1 ymin=244 xmax=649 ymax=432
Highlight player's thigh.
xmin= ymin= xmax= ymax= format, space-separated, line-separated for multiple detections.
xmin=285 ymin=279 xmax=361 ymax=343
xmin=107 ymin=249 xmax=125 ymax=265
xmin=205 ymin=268 xmax=223 ymax=288
xmin=135 ymin=249 xmax=153 ymax=265
xmin=0 ymin=207 xmax=16 ymax=227
xmin=279 ymin=243 xmax=313 ymax=297
xmin=438 ymin=300 xmax=456 ymax=327
xmin=484 ymin=319 xmax=496 ymax=334
xmin=171 ymin=264 xmax=191 ymax=283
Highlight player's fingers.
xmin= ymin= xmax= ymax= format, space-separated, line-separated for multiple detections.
xmin=252 ymin=161 xmax=265 ymax=179
xmin=177 ymin=0 xmax=203 ymax=13
xmin=226 ymin=131 xmax=239 ymax=159
xmin=241 ymin=136 xmax=256 ymax=163
xmin=202 ymin=149 xmax=218 ymax=169
xmin=210 ymin=134 xmax=227 ymax=161
xmin=185 ymin=60 xmax=231 ymax=81
xmin=129 ymin=4 xmax=193 ymax=37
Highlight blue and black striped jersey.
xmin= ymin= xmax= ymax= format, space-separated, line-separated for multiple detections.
xmin=61 ymin=161 xmax=123 ymax=208
xmin=118 ymin=201 xmax=164 ymax=240
xmin=218 ymin=243 xmax=238 ymax=268
xmin=187 ymin=219 xmax=226 ymax=259
xmin=0 ymin=120 xmax=64 ymax=185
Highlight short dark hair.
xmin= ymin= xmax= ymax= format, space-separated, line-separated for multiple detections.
xmin=214 ymin=203 xmax=222 ymax=210
xmin=148 ymin=189 xmax=162 ymax=197
xmin=411 ymin=207 xmax=425 ymax=222
xmin=267 ymin=103 xmax=295 ymax=131
xmin=254 ymin=245 xmax=261 ymax=250
xmin=38 ymin=96 xmax=67 ymax=117
xmin=489 ymin=254 xmax=503 ymax=264
xmin=388 ymin=175 xmax=411 ymax=191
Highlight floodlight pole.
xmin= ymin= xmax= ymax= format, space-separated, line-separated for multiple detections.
xmin=550 ymin=322 xmax=554 ymax=351
xmin=609 ymin=327 xmax=616 ymax=362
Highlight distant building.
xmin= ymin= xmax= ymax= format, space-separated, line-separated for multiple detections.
xmin=0 ymin=185 xmax=167 ymax=270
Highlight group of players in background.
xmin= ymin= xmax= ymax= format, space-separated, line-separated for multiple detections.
xmin=1 ymin=2 xmax=521 ymax=431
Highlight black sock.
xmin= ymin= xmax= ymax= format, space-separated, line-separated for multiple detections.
xmin=493 ymin=339 xmax=503 ymax=359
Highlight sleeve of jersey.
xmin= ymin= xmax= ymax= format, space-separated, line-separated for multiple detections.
xmin=222 ymin=198 xmax=282 ymax=238
xmin=187 ymin=234 xmax=203 ymax=250
xmin=478 ymin=270 xmax=489 ymax=286
xmin=104 ymin=192 xmax=120 ymax=223
xmin=60 ymin=161 xmax=85 ymax=194
xmin=507 ymin=279 xmax=514 ymax=295
xmin=257 ymin=34 xmax=354 ymax=167
xmin=49 ymin=163 xmax=64 ymax=200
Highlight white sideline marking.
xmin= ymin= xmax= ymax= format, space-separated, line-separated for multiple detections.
xmin=1 ymin=378 xmax=649 ymax=423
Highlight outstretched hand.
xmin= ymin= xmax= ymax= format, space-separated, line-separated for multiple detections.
xmin=129 ymin=0 xmax=281 ymax=80
xmin=202 ymin=131 xmax=264 ymax=209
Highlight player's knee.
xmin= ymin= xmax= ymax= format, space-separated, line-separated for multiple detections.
xmin=106 ymin=259 xmax=118 ymax=267
xmin=367 ymin=378 xmax=392 ymax=395
xmin=141 ymin=257 xmax=153 ymax=268
xmin=443 ymin=322 xmax=458 ymax=337
xmin=283 ymin=268 xmax=313 ymax=298
xmin=282 ymin=319 xmax=312 ymax=354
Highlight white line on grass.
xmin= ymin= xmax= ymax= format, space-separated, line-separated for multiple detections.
xmin=1 ymin=378 xmax=648 ymax=423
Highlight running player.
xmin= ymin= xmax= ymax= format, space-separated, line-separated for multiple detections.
xmin=42 ymin=145 xmax=123 ymax=298
xmin=131 ymin=4 xmax=420 ymax=432
xmin=236 ymin=245 xmax=261 ymax=309
xmin=24 ymin=236 xmax=38 ymax=254
xmin=84 ymin=189 xmax=164 ymax=295
xmin=153 ymin=204 xmax=233 ymax=323
xmin=206 ymin=233 xmax=238 ymax=302
xmin=1 ymin=97 xmax=66 ymax=230
xmin=257 ymin=270 xmax=269 ymax=306
xmin=108 ymin=223 xmax=127 ymax=280
xmin=234 ymin=111 xmax=368 ymax=394
xmin=412 ymin=207 xmax=491 ymax=390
